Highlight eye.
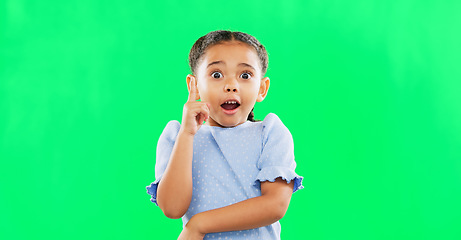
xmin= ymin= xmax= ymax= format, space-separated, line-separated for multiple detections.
xmin=211 ymin=71 xmax=223 ymax=79
xmin=240 ymin=72 xmax=252 ymax=80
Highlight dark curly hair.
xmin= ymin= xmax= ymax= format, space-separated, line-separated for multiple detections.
xmin=188 ymin=30 xmax=268 ymax=122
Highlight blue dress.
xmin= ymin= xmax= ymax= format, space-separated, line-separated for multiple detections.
xmin=146 ymin=113 xmax=303 ymax=239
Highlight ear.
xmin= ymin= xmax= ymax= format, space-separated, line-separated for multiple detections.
xmin=186 ymin=74 xmax=201 ymax=100
xmin=256 ymin=77 xmax=270 ymax=102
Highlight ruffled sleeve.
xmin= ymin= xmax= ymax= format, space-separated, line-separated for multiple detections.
xmin=146 ymin=120 xmax=181 ymax=205
xmin=253 ymin=113 xmax=304 ymax=193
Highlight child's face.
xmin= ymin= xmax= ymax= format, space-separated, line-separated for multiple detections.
xmin=187 ymin=40 xmax=270 ymax=128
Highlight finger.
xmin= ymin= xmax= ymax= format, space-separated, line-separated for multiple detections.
xmin=187 ymin=102 xmax=208 ymax=114
xmin=188 ymin=77 xmax=197 ymax=102
xmin=197 ymin=113 xmax=206 ymax=126
xmin=199 ymin=103 xmax=210 ymax=122
xmin=195 ymin=104 xmax=210 ymax=125
xmin=205 ymin=103 xmax=210 ymax=121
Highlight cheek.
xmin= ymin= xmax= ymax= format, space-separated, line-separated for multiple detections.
xmin=197 ymin=83 xmax=218 ymax=101
xmin=244 ymin=82 xmax=261 ymax=97
xmin=198 ymin=79 xmax=215 ymax=91
xmin=197 ymin=81 xmax=209 ymax=95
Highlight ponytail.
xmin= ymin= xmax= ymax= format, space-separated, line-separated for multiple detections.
xmin=247 ymin=108 xmax=260 ymax=122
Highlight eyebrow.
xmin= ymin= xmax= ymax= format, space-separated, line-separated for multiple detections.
xmin=207 ymin=61 xmax=256 ymax=71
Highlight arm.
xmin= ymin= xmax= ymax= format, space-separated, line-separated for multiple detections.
xmin=156 ymin=130 xmax=194 ymax=219
xmin=185 ymin=178 xmax=294 ymax=234
xmin=157 ymin=76 xmax=210 ymax=219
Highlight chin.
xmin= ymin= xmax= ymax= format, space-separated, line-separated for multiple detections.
xmin=217 ymin=118 xmax=244 ymax=128
xmin=216 ymin=121 xmax=236 ymax=128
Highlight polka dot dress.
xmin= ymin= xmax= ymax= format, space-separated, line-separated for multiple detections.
xmin=147 ymin=113 xmax=303 ymax=239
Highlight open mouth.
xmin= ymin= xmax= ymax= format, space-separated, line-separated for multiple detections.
xmin=221 ymin=100 xmax=241 ymax=111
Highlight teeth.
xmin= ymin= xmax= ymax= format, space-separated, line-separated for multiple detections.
xmin=225 ymin=100 xmax=237 ymax=104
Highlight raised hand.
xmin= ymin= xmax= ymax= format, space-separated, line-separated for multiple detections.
xmin=180 ymin=76 xmax=210 ymax=136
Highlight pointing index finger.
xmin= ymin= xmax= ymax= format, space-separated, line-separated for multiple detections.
xmin=188 ymin=77 xmax=197 ymax=102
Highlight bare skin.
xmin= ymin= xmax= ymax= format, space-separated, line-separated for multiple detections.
xmin=156 ymin=41 xmax=294 ymax=240
xmin=156 ymin=78 xmax=210 ymax=220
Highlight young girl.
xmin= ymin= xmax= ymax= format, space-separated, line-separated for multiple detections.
xmin=146 ymin=30 xmax=303 ymax=240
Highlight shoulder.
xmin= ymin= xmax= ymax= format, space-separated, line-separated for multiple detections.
xmin=164 ymin=120 xmax=181 ymax=130
xmin=262 ymin=112 xmax=283 ymax=126
xmin=261 ymin=113 xmax=290 ymax=133
xmin=261 ymin=113 xmax=292 ymax=141
xmin=158 ymin=120 xmax=181 ymax=142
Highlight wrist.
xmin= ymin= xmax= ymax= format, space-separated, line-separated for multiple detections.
xmin=187 ymin=213 xmax=207 ymax=235
xmin=178 ymin=128 xmax=196 ymax=138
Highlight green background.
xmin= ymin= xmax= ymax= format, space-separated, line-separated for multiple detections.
xmin=1 ymin=0 xmax=460 ymax=239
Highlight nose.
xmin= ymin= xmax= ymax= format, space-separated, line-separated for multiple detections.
xmin=224 ymin=78 xmax=239 ymax=93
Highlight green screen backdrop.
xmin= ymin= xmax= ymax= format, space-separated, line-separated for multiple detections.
xmin=1 ymin=0 xmax=460 ymax=239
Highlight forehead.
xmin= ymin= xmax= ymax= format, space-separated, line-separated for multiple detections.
xmin=201 ymin=41 xmax=260 ymax=68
